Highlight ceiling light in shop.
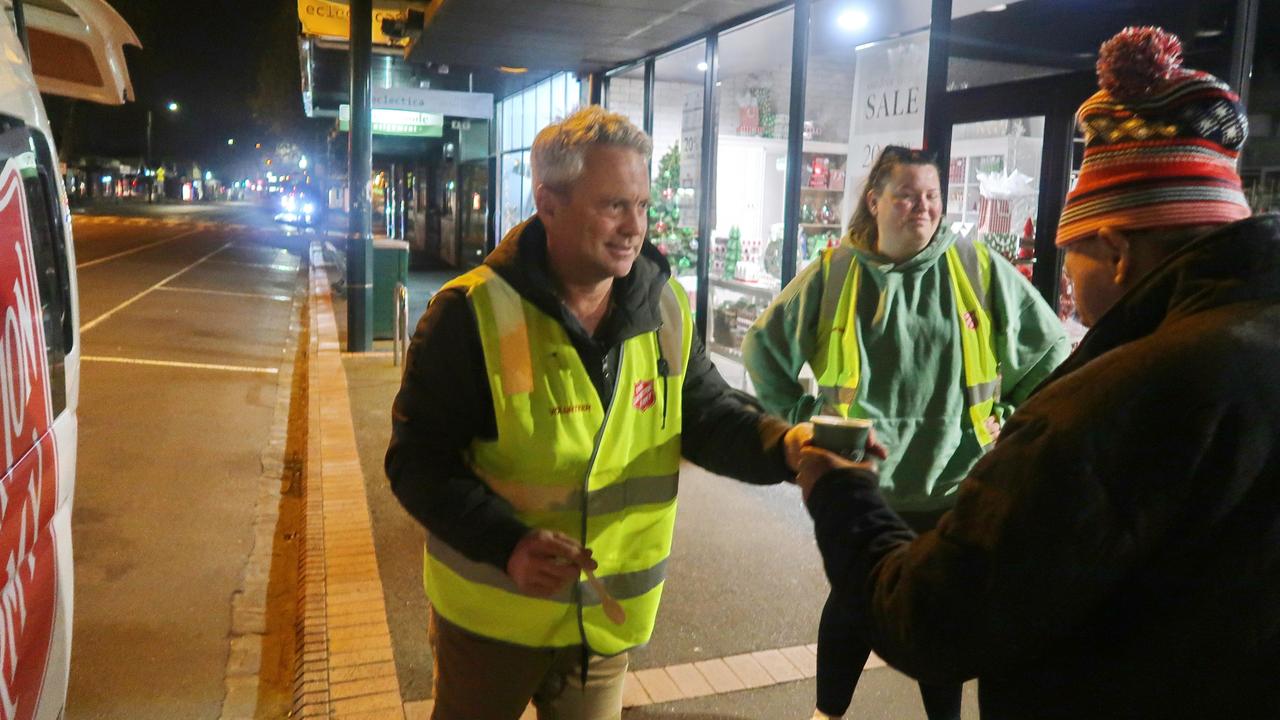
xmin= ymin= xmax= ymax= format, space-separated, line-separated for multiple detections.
xmin=697 ymin=61 xmax=708 ymax=72
xmin=837 ymin=8 xmax=870 ymax=32
xmin=498 ymin=66 xmax=528 ymax=74
xmin=985 ymin=4 xmax=1008 ymax=11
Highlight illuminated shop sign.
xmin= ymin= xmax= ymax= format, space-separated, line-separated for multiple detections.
xmin=339 ymin=104 xmax=444 ymax=137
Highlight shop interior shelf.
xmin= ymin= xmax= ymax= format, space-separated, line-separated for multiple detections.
xmin=711 ymin=276 xmax=779 ymax=300
xmin=800 ymin=223 xmax=842 ymax=229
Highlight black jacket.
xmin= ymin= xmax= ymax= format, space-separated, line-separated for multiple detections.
xmin=808 ymin=215 xmax=1280 ymax=719
xmin=387 ymin=217 xmax=793 ymax=571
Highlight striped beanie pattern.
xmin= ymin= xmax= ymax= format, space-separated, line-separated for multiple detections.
xmin=1056 ymin=26 xmax=1251 ymax=247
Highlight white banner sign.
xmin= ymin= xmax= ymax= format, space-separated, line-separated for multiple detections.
xmin=842 ymin=31 xmax=930 ymax=224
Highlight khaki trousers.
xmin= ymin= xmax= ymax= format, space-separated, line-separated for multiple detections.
xmin=428 ymin=608 xmax=629 ymax=720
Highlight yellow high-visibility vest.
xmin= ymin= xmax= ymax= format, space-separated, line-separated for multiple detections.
xmin=423 ymin=265 xmax=693 ymax=655
xmin=812 ymin=238 xmax=1002 ymax=449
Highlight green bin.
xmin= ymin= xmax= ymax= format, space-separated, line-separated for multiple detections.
xmin=372 ymin=239 xmax=410 ymax=340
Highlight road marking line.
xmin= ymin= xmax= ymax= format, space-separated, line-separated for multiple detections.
xmin=76 ymin=228 xmax=203 ymax=269
xmin=81 ymin=355 xmax=278 ymax=374
xmin=206 ymin=259 xmax=300 ymax=272
xmin=80 ymin=240 xmax=233 ymax=333
xmin=157 ymin=286 xmax=292 ymax=301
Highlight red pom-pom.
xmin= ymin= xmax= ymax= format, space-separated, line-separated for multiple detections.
xmin=1096 ymin=26 xmax=1183 ymax=98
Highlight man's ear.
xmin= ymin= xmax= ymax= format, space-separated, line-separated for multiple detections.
xmin=534 ymin=183 xmax=561 ymax=221
xmin=1098 ymin=227 xmax=1133 ymax=285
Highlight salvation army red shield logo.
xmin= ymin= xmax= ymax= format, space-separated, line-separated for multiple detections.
xmin=0 ymin=160 xmax=59 ymax=720
xmin=632 ymin=379 xmax=655 ymax=412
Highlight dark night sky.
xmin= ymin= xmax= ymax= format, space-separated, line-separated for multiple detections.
xmin=43 ymin=0 xmax=325 ymax=175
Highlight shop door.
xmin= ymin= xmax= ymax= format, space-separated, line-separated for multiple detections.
xmin=935 ymin=72 xmax=1094 ymax=318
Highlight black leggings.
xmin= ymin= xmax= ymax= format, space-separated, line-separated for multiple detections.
xmin=815 ymin=508 xmax=961 ymax=719
xmin=815 ymin=590 xmax=961 ymax=718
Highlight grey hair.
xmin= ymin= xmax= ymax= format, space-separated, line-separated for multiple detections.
xmin=531 ymin=105 xmax=652 ymax=191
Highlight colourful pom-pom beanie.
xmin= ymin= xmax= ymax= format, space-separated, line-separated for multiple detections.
xmin=1056 ymin=26 xmax=1251 ymax=247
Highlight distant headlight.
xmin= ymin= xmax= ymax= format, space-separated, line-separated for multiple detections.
xmin=302 ymin=202 xmax=315 ymax=215
xmin=282 ymin=195 xmax=297 ymax=211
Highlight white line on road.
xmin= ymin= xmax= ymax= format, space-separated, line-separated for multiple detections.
xmin=80 ymin=241 xmax=233 ymax=333
xmin=76 ymin=228 xmax=203 ymax=269
xmin=81 ymin=355 xmax=278 ymax=374
xmin=157 ymin=286 xmax=292 ymax=302
xmin=206 ymin=259 xmax=299 ymax=272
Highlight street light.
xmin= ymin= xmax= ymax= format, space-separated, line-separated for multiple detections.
xmin=227 ymin=138 xmax=235 ymax=145
xmin=145 ymin=101 xmax=181 ymax=202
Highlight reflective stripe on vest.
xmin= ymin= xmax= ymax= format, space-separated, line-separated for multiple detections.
xmin=423 ymin=265 xmax=693 ymax=654
xmin=813 ymin=238 xmax=1002 ymax=449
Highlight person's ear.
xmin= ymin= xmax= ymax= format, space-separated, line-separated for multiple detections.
xmin=866 ymin=189 xmax=880 ymax=217
xmin=1098 ymin=227 xmax=1133 ymax=285
xmin=535 ymin=183 xmax=562 ymax=220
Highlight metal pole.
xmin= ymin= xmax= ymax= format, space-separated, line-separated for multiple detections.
xmin=922 ymin=0 xmax=954 ymax=201
xmin=780 ymin=0 xmax=811 ymax=286
xmin=12 ymin=0 xmax=29 ymax=58
xmin=347 ymin=0 xmax=374 ymax=352
xmin=695 ymin=36 xmax=718 ymax=343
xmin=1229 ymin=0 xmax=1259 ymax=107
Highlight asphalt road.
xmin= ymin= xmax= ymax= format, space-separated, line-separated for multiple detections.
xmin=65 ymin=202 xmax=307 ymax=719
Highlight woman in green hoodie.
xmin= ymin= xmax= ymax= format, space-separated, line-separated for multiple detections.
xmin=743 ymin=146 xmax=1068 ymax=719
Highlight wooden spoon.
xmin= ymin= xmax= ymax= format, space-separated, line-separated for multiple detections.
xmin=583 ymin=565 xmax=626 ymax=625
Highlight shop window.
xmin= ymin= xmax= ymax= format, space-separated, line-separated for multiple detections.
xmin=551 ymin=73 xmax=567 ymax=121
xmin=650 ymin=41 xmax=706 ymax=321
xmin=706 ymin=9 xmax=794 ymax=386
xmin=605 ymin=64 xmax=645 ymax=128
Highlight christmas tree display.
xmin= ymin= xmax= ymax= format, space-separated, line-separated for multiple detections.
xmin=648 ymin=143 xmax=697 ymax=274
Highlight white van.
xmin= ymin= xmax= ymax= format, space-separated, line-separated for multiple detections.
xmin=0 ymin=1 xmax=136 ymax=718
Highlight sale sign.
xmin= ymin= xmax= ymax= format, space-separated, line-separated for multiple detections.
xmin=0 ymin=160 xmax=58 ymax=720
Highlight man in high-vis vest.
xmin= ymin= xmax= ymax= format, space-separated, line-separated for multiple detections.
xmin=387 ymin=106 xmax=811 ymax=719
xmin=793 ymin=27 xmax=1280 ymax=719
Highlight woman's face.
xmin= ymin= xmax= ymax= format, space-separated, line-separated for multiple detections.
xmin=867 ymin=163 xmax=942 ymax=261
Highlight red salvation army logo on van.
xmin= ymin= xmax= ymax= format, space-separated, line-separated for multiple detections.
xmin=0 ymin=161 xmax=58 ymax=720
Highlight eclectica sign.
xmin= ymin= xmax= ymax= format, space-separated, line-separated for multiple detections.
xmin=297 ymin=0 xmax=411 ymax=47
xmin=0 ymin=160 xmax=59 ymax=720
xmin=371 ymin=87 xmax=494 ymax=121
xmin=339 ymin=104 xmax=444 ymax=137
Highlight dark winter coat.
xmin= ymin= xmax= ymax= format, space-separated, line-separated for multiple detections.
xmin=807 ymin=214 xmax=1280 ymax=719
xmin=387 ymin=216 xmax=793 ymax=571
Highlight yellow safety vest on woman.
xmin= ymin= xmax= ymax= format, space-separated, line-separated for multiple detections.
xmin=423 ymin=265 xmax=693 ymax=655
xmin=812 ymin=237 xmax=1003 ymax=449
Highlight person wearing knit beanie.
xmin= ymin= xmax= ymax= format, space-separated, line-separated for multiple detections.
xmin=792 ymin=24 xmax=1280 ymax=719
xmin=1059 ymin=26 xmax=1254 ymax=325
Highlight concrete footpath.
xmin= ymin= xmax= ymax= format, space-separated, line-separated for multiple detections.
xmin=291 ymin=241 xmax=978 ymax=719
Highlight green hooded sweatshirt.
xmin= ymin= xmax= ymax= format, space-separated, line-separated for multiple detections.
xmin=742 ymin=231 xmax=1070 ymax=512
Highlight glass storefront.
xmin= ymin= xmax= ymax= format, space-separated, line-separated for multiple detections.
xmin=487 ymin=0 xmax=1262 ymax=356
xmin=706 ymin=10 xmax=794 ymax=383
xmin=649 ymin=42 xmax=706 ymax=312
xmin=495 ymin=72 xmax=581 ymax=242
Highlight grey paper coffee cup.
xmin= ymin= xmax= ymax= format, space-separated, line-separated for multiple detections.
xmin=811 ymin=416 xmax=872 ymax=461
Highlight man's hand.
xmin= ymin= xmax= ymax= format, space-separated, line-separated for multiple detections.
xmin=783 ymin=422 xmax=814 ymax=472
xmin=506 ymin=529 xmax=596 ymax=597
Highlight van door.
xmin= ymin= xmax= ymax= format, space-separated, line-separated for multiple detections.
xmin=0 ymin=117 xmax=78 ymax=720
